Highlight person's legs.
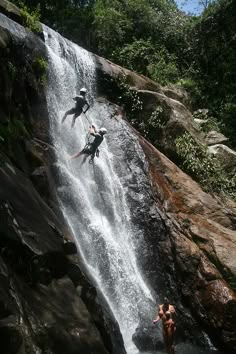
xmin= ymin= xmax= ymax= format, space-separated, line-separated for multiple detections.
xmin=61 ymin=107 xmax=75 ymax=124
xmin=163 ymin=330 xmax=169 ymax=354
xmin=69 ymin=145 xmax=92 ymax=163
xmin=71 ymin=114 xmax=77 ymax=128
xmin=81 ymin=154 xmax=90 ymax=164
xmin=69 ymin=151 xmax=82 ymax=160
xmin=167 ymin=329 xmax=175 ymax=354
xmin=71 ymin=110 xmax=82 ymax=128
xmin=169 ymin=331 xmax=175 ymax=354
xmin=89 ymin=152 xmax=96 ymax=164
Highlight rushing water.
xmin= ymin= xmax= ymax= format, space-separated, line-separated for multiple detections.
xmin=43 ymin=25 xmax=155 ymax=353
xmin=0 ymin=12 xmax=222 ymax=353
xmin=43 ymin=26 xmax=223 ymax=354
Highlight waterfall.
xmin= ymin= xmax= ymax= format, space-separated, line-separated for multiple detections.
xmin=0 ymin=12 xmax=223 ymax=354
xmin=43 ymin=26 xmax=155 ymax=353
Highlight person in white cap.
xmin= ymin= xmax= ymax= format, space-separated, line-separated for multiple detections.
xmin=69 ymin=125 xmax=107 ymax=163
xmin=61 ymin=87 xmax=90 ymax=128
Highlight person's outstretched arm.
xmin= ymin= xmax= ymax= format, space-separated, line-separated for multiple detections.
xmin=153 ymin=315 xmax=160 ymax=324
xmin=83 ymin=100 xmax=90 ymax=113
xmin=153 ymin=306 xmax=162 ymax=323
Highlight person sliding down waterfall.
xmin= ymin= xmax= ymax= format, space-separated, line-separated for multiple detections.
xmin=61 ymin=87 xmax=90 ymax=128
xmin=69 ymin=125 xmax=107 ymax=164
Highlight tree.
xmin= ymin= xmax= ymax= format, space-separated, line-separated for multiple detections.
xmin=198 ymin=0 xmax=213 ymax=9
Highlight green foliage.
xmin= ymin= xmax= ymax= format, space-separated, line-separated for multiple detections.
xmin=177 ymin=78 xmax=202 ymax=108
xmin=113 ymin=41 xmax=181 ymax=85
xmin=19 ymin=2 xmax=41 ymax=32
xmin=93 ymin=0 xmax=132 ymax=57
xmin=147 ymin=55 xmax=180 ymax=85
xmin=148 ymin=106 xmax=165 ymax=129
xmin=10 ymin=0 xmax=236 ymax=153
xmin=188 ymin=0 xmax=236 ymax=147
xmin=32 ymin=56 xmax=48 ymax=86
xmin=218 ymin=96 xmax=236 ymax=147
xmin=199 ymin=118 xmax=220 ymax=133
xmin=175 ymin=132 xmax=236 ymax=198
xmin=112 ymin=39 xmax=156 ymax=74
xmin=193 ymin=109 xmax=221 ymax=133
xmin=137 ymin=105 xmax=166 ymax=143
xmin=114 ymin=75 xmax=143 ymax=120
xmin=12 ymin=0 xmax=191 ymax=84
xmin=8 ymin=62 xmax=17 ymax=82
xmin=0 ymin=119 xmax=29 ymax=144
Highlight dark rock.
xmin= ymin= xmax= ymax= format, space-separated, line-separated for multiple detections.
xmin=1 ymin=6 xmax=236 ymax=354
xmin=139 ymin=136 xmax=236 ymax=353
xmin=31 ymin=165 xmax=50 ymax=199
xmin=0 ymin=324 xmax=23 ymax=354
xmin=0 ymin=0 xmax=22 ymax=26
xmin=63 ymin=240 xmax=77 ymax=255
xmin=0 ymin=25 xmax=10 ymax=48
xmin=81 ymin=278 xmax=126 ymax=354
xmin=31 ymin=277 xmax=109 ymax=354
xmin=0 ymin=17 xmax=125 ymax=353
xmin=175 ymin=342 xmax=222 ymax=354
xmin=0 ymin=263 xmax=109 ymax=354
xmin=132 ymin=323 xmax=164 ymax=351
xmin=0 ymin=156 xmax=63 ymax=254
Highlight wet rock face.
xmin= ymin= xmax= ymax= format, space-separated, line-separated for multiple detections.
xmin=0 ymin=8 xmax=125 ymax=354
xmin=94 ymin=58 xmax=236 ymax=353
xmin=0 ymin=156 xmax=112 ymax=353
xmin=0 ymin=258 xmax=109 ymax=354
xmin=139 ymin=137 xmax=236 ymax=353
xmin=132 ymin=323 xmax=164 ymax=351
xmin=1 ymin=3 xmax=236 ymax=354
xmin=100 ymin=103 xmax=211 ymax=350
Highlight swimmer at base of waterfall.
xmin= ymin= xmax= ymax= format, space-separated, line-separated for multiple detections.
xmin=153 ymin=297 xmax=177 ymax=354
xmin=69 ymin=125 xmax=107 ymax=164
xmin=153 ymin=297 xmax=177 ymax=322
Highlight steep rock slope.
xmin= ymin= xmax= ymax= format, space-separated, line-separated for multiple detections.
xmin=0 ymin=1 xmax=236 ymax=353
xmin=0 ymin=3 xmax=125 ymax=354
xmin=95 ymin=56 xmax=236 ymax=352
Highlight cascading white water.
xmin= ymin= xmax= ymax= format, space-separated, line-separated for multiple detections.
xmin=0 ymin=12 xmax=223 ymax=354
xmin=43 ymin=26 xmax=155 ymax=353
